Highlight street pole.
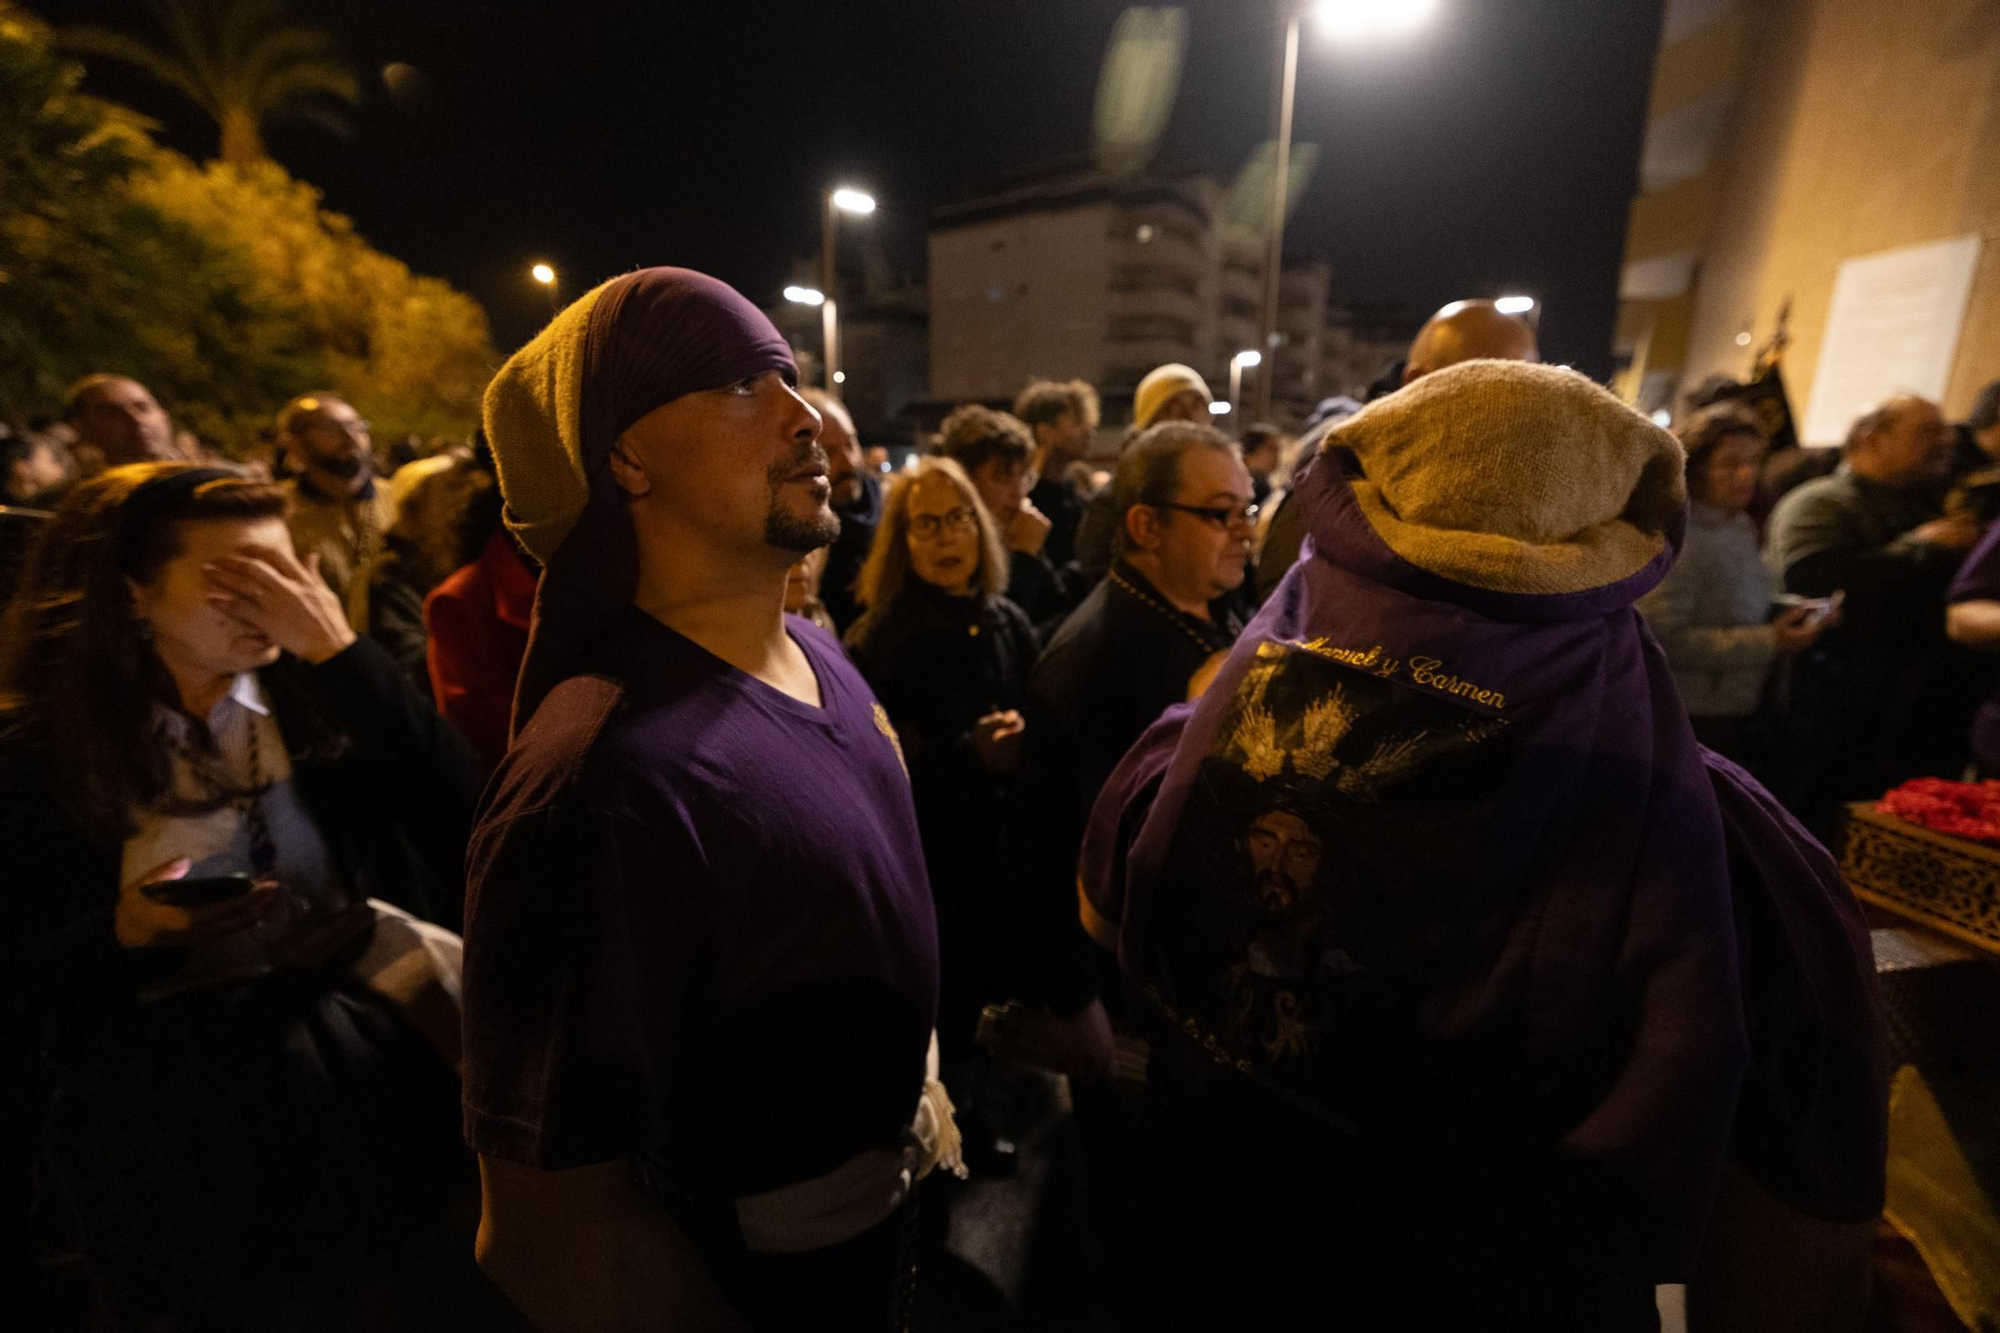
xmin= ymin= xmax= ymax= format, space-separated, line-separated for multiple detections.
xmin=820 ymin=192 xmax=842 ymax=401
xmin=1229 ymin=357 xmax=1244 ymax=425
xmin=1254 ymin=8 xmax=1300 ymax=423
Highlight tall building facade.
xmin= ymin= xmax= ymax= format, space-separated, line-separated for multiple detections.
xmin=1615 ymin=0 xmax=2000 ymax=434
xmin=928 ymin=169 xmax=1405 ymax=431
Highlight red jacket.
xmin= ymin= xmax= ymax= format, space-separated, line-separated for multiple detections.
xmin=424 ymin=530 xmax=535 ymax=775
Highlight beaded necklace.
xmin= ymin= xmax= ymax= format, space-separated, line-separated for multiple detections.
xmin=158 ymin=709 xmax=278 ymax=876
xmin=1106 ymin=566 xmax=1228 ymax=656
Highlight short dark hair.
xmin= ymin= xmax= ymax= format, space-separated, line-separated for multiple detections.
xmin=936 ymin=404 xmax=1034 ymax=475
xmin=1970 ymin=379 xmax=2000 ymax=433
xmin=1111 ymin=422 xmax=1239 ymax=556
xmin=1012 ymin=380 xmax=1101 ymax=432
xmin=1676 ymin=404 xmax=1765 ymax=490
xmin=60 ymin=373 xmax=135 ymax=421
xmin=1240 ymin=422 xmax=1284 ymax=453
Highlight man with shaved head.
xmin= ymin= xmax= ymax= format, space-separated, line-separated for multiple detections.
xmin=1401 ymin=298 xmax=1540 ymax=384
xmin=1765 ymin=393 xmax=1986 ymax=833
xmin=1254 ymin=298 xmax=1540 ymax=598
xmin=277 ymin=392 xmax=394 ymax=625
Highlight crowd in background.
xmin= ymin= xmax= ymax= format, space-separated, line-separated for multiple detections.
xmin=4 ymin=288 xmax=1989 ymax=1329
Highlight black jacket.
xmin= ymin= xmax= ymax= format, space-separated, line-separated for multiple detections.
xmin=1020 ymin=561 xmax=1240 ymax=1009
xmin=6 ymin=636 xmax=479 ymax=1326
xmin=821 ymin=473 xmax=884 ymax=635
xmin=5 ymin=636 xmax=478 ymax=1032
xmin=845 ymin=584 xmax=1040 ymax=1033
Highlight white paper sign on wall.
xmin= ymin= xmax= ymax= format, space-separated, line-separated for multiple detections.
xmin=1801 ymin=234 xmax=1983 ymax=446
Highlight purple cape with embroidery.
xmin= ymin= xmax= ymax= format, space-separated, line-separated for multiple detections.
xmin=1082 ymin=447 xmax=1886 ymax=1277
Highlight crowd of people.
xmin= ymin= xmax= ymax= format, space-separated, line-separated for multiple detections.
xmin=4 ymin=268 xmax=1984 ymax=1330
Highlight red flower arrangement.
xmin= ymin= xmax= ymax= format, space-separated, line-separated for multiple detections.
xmin=1877 ymin=777 xmax=2000 ymax=844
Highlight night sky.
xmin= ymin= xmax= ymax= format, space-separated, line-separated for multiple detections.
xmin=37 ymin=1 xmax=1663 ymax=376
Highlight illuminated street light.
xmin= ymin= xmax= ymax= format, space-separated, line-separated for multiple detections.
xmin=784 ymin=285 xmax=826 ymax=306
xmin=1254 ymin=1 xmax=1436 ymax=420
xmin=1210 ymin=401 xmax=1233 ymax=415
xmin=821 ymin=186 xmax=878 ymax=400
xmin=1314 ymin=0 xmax=1437 ymax=39
xmin=1228 ymin=349 xmax=1263 ymax=425
xmin=1494 ymin=294 xmax=1536 ymax=316
xmin=530 ymin=263 xmax=555 ymax=285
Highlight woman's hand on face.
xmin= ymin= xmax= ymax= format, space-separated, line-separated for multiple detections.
xmin=203 ymin=548 xmax=356 ymax=664
xmin=972 ymin=709 xmax=1026 ymax=773
xmin=114 ymin=856 xmax=278 ymax=950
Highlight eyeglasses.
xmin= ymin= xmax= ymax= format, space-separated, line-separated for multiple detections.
xmin=1157 ymin=501 xmax=1258 ymax=531
xmin=909 ymin=507 xmax=977 ymax=539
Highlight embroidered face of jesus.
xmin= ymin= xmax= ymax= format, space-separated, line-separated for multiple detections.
xmin=1245 ymin=809 xmax=1323 ymax=913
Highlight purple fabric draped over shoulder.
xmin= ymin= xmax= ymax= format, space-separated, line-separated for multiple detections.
xmin=511 ymin=268 xmax=796 ymax=731
xmin=1082 ymin=443 xmax=1883 ymax=1277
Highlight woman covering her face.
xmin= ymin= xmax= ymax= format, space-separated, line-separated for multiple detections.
xmin=1 ymin=462 xmax=484 ymax=1329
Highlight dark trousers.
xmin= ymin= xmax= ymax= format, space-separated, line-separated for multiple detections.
xmin=700 ymin=1198 xmax=921 ymax=1332
xmin=1122 ymin=1045 xmax=1663 ymax=1332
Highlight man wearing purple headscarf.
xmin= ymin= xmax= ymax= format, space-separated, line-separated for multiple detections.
xmin=1080 ymin=361 xmax=1887 ymax=1327
xmin=460 ymin=269 xmax=954 ymax=1331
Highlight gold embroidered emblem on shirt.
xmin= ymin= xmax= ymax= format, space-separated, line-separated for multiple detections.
xmin=872 ymin=703 xmax=908 ymax=777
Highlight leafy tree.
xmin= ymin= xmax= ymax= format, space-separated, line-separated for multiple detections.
xmin=0 ymin=2 xmax=323 ymax=448
xmin=60 ymin=0 xmax=359 ymax=167
xmin=136 ymin=155 xmax=497 ymax=443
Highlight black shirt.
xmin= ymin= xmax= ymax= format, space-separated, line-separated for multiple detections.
xmin=1020 ymin=560 xmax=1240 ymax=1007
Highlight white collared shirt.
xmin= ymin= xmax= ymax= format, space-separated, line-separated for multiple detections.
xmin=121 ymin=673 xmax=361 ymax=991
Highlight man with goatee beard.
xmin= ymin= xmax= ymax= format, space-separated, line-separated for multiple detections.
xmin=277 ymin=391 xmax=394 ymax=626
xmin=459 ymin=268 xmax=955 ymax=1332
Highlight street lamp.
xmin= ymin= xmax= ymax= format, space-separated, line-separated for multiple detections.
xmin=821 ymin=185 xmax=878 ymax=401
xmin=1253 ymin=0 xmax=1435 ymax=420
xmin=783 ymin=285 xmax=825 ymax=306
xmin=1494 ymin=294 xmax=1537 ymax=316
xmin=1229 ymin=349 xmax=1263 ymax=423
xmin=530 ymin=261 xmax=558 ymax=309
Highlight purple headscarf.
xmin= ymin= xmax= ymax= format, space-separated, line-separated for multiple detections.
xmin=488 ymin=267 xmax=796 ymax=732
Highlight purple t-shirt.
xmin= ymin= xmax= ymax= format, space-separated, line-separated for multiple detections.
xmin=1950 ymin=522 xmax=2000 ymax=773
xmin=460 ymin=609 xmax=939 ymax=1195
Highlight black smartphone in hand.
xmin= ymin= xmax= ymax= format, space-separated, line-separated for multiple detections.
xmin=142 ymin=872 xmax=257 ymax=907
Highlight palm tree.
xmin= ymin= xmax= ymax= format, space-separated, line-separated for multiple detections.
xmin=61 ymin=0 xmax=360 ymax=166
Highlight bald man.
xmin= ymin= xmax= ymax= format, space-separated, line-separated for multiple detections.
xmin=1254 ymin=299 xmax=1541 ymax=599
xmin=1765 ymin=394 xmax=1989 ymax=833
xmin=276 ymin=392 xmax=393 ymax=627
xmin=1401 ymin=299 xmax=1540 ymax=385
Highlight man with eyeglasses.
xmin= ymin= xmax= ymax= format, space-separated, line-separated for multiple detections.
xmin=1013 ymin=422 xmax=1254 ymax=1080
xmin=276 ymin=392 xmax=393 ymax=627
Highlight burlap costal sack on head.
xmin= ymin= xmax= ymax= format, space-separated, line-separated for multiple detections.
xmin=1326 ymin=358 xmax=1687 ymax=595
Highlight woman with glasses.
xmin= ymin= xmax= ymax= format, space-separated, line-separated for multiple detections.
xmin=844 ymin=457 xmax=1040 ymax=1166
